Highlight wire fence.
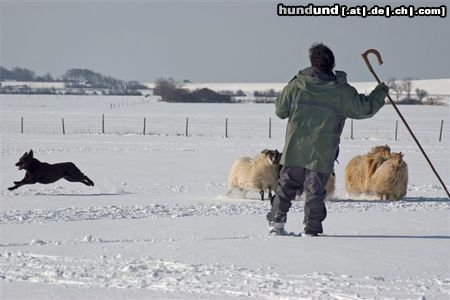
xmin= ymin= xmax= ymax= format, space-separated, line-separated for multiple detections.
xmin=0 ymin=115 xmax=448 ymax=142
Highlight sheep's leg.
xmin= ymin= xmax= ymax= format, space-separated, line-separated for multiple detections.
xmin=259 ymin=190 xmax=264 ymax=200
xmin=239 ymin=188 xmax=248 ymax=198
xmin=268 ymin=187 xmax=274 ymax=201
xmin=226 ymin=188 xmax=233 ymax=197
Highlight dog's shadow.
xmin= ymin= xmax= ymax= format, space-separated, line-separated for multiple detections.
xmin=35 ymin=192 xmax=136 ymax=197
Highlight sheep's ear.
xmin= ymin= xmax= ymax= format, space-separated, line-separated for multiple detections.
xmin=400 ymin=152 xmax=403 ymax=158
xmin=29 ymin=150 xmax=33 ymax=157
xmin=261 ymin=149 xmax=270 ymax=154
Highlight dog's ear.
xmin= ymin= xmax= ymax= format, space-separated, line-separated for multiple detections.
xmin=29 ymin=150 xmax=33 ymax=157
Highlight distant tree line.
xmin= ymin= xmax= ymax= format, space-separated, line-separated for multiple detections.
xmin=0 ymin=66 xmax=147 ymax=95
xmin=0 ymin=66 xmax=55 ymax=82
xmin=386 ymin=78 xmax=439 ymax=105
xmin=153 ymin=78 xmax=231 ymax=103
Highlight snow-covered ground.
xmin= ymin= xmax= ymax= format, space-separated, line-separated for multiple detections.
xmin=1 ymin=95 xmax=449 ymax=299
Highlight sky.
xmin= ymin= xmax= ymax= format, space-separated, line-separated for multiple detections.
xmin=1 ymin=0 xmax=449 ymax=83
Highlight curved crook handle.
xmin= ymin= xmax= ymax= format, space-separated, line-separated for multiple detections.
xmin=361 ymin=49 xmax=383 ymax=83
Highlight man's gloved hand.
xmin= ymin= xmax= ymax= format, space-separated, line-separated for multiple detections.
xmin=378 ymin=82 xmax=390 ymax=94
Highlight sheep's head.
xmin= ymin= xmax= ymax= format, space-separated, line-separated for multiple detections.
xmin=369 ymin=145 xmax=391 ymax=158
xmin=389 ymin=152 xmax=404 ymax=166
xmin=261 ymin=149 xmax=281 ymax=165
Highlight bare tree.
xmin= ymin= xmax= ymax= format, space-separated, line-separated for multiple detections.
xmin=401 ymin=78 xmax=413 ymax=99
xmin=415 ymin=88 xmax=428 ymax=102
xmin=386 ymin=78 xmax=403 ymax=102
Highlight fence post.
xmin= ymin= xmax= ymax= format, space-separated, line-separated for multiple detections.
xmin=102 ymin=114 xmax=105 ymax=134
xmin=350 ymin=119 xmax=354 ymax=139
xmin=143 ymin=117 xmax=146 ymax=135
xmin=395 ymin=120 xmax=398 ymax=141
xmin=439 ymin=120 xmax=444 ymax=142
xmin=62 ymin=118 xmax=65 ymax=135
xmin=185 ymin=118 xmax=189 ymax=137
xmin=21 ymin=117 xmax=24 ymax=134
xmin=269 ymin=117 xmax=272 ymax=139
xmin=225 ymin=118 xmax=228 ymax=138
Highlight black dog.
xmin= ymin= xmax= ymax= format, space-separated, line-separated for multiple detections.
xmin=8 ymin=150 xmax=94 ymax=191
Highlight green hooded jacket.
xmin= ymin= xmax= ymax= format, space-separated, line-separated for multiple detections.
xmin=276 ymin=68 xmax=388 ymax=173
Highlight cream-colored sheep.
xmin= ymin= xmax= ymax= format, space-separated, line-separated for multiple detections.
xmin=344 ymin=145 xmax=391 ymax=197
xmin=367 ymin=152 xmax=408 ymax=200
xmin=226 ymin=149 xmax=281 ymax=200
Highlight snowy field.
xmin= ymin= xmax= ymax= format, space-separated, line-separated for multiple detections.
xmin=1 ymin=94 xmax=449 ymax=299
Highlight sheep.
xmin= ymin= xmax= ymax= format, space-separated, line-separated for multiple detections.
xmin=367 ymin=152 xmax=408 ymax=200
xmin=344 ymin=145 xmax=391 ymax=197
xmin=226 ymin=149 xmax=281 ymax=200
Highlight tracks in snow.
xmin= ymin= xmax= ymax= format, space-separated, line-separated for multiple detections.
xmin=0 ymin=198 xmax=448 ymax=225
xmin=1 ymin=251 xmax=448 ymax=299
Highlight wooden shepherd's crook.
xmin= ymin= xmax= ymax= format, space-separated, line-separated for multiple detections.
xmin=362 ymin=49 xmax=450 ymax=198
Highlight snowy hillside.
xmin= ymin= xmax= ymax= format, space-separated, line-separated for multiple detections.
xmin=1 ymin=96 xmax=449 ymax=299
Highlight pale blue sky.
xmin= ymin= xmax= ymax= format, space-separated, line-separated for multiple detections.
xmin=1 ymin=0 xmax=449 ymax=82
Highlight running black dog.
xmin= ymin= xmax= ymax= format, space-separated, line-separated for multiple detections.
xmin=8 ymin=150 xmax=94 ymax=191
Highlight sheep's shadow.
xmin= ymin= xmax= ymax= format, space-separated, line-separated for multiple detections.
xmin=329 ymin=196 xmax=449 ymax=204
xmin=323 ymin=234 xmax=450 ymax=240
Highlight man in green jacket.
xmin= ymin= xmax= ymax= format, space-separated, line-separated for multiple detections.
xmin=267 ymin=43 xmax=389 ymax=236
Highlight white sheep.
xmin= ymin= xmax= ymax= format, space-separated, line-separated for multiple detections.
xmin=226 ymin=149 xmax=281 ymax=200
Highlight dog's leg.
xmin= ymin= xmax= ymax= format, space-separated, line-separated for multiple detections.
xmin=8 ymin=181 xmax=31 ymax=191
xmin=268 ymin=187 xmax=274 ymax=201
xmin=64 ymin=175 xmax=93 ymax=187
xmin=64 ymin=164 xmax=94 ymax=186
xmin=83 ymin=176 xmax=94 ymax=186
xmin=63 ymin=176 xmax=79 ymax=182
xmin=80 ymin=180 xmax=91 ymax=186
xmin=9 ymin=173 xmax=35 ymax=191
xmin=8 ymin=184 xmax=21 ymax=191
